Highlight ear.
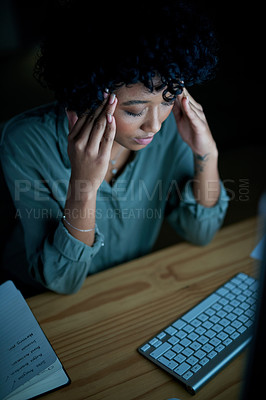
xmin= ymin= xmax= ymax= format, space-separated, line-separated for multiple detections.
xmin=65 ymin=109 xmax=78 ymax=132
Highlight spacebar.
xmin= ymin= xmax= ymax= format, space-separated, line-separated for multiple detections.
xmin=182 ymin=293 xmax=220 ymax=323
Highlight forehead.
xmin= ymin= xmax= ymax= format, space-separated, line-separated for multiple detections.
xmin=116 ymin=81 xmax=166 ymax=104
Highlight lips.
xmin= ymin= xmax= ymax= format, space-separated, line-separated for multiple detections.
xmin=133 ymin=136 xmax=154 ymax=145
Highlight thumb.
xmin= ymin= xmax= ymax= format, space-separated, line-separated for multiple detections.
xmin=65 ymin=109 xmax=78 ymax=133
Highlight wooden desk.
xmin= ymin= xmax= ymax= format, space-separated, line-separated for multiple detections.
xmin=27 ymin=217 xmax=259 ymax=400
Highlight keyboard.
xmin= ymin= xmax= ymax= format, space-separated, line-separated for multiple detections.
xmin=138 ymin=273 xmax=258 ymax=394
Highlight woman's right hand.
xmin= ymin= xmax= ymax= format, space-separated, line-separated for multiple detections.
xmin=66 ymin=93 xmax=117 ymax=200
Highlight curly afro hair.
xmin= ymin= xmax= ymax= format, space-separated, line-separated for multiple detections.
xmin=34 ymin=0 xmax=218 ymax=116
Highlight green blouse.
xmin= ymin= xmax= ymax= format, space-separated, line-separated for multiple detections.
xmin=0 ymin=103 xmax=229 ymax=294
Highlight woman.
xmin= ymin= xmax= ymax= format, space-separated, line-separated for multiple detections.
xmin=0 ymin=0 xmax=228 ymax=294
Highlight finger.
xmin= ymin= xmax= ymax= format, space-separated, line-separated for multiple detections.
xmin=88 ymin=96 xmax=118 ymax=152
xmin=70 ymin=95 xmax=110 ymax=144
xmin=181 ymin=96 xmax=200 ymax=125
xmin=183 ymin=88 xmax=203 ymax=111
xmin=67 ymin=108 xmax=92 ymax=141
xmin=66 ymin=110 xmax=78 ymax=132
xmin=99 ymin=114 xmax=116 ymax=157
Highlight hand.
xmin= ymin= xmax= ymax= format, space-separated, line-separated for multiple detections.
xmin=66 ymin=93 xmax=117 ymax=199
xmin=172 ymin=88 xmax=217 ymax=157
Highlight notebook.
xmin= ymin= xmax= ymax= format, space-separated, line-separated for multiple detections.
xmin=0 ymin=281 xmax=70 ymax=400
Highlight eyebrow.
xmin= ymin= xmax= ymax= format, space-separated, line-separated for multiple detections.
xmin=121 ymin=100 xmax=150 ymax=106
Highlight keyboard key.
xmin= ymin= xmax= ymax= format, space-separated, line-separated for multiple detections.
xmin=168 ymin=336 xmax=179 ymax=345
xmin=217 ymin=310 xmax=227 ymax=318
xmin=205 ymin=329 xmax=216 ymax=339
xmin=217 ymin=287 xmax=229 ymax=296
xmin=187 ymin=332 xmax=199 ymax=341
xmin=215 ymin=344 xmax=225 ymax=353
xmin=167 ymin=360 xmax=179 ymax=370
xmin=237 ymin=273 xmax=248 ymax=281
xmin=190 ymin=341 xmax=202 ymax=351
xmin=180 ymin=338 xmax=192 ymax=347
xmin=198 ymin=335 xmax=208 ymax=345
xmin=234 ymin=307 xmax=244 ymax=316
xmin=191 ymin=364 xmax=201 ymax=373
xmin=182 ymin=347 xmax=194 ymax=357
xmin=202 ymin=321 xmax=213 ymax=329
xmin=183 ymin=324 xmax=194 ymax=333
xmin=217 ymin=331 xmax=228 ymax=341
xmin=224 ymin=326 xmax=235 ymax=335
xmin=164 ymin=350 xmax=176 ymax=360
xmin=225 ymin=282 xmax=235 ymax=291
xmin=220 ymin=318 xmax=230 ymax=327
xmin=227 ymin=313 xmax=237 ymax=322
xmin=150 ymin=342 xmax=172 ymax=359
xmin=157 ymin=332 xmax=166 ymax=340
xmin=224 ymin=305 xmax=233 ymax=313
xmin=172 ymin=343 xmax=184 ymax=353
xmin=224 ymin=338 xmax=233 ymax=347
xmin=238 ymin=315 xmax=248 ymax=324
xmin=174 ymin=353 xmax=186 ymax=364
xmin=231 ymin=320 xmax=242 ymax=329
xmin=165 ymin=326 xmax=177 ymax=336
xmin=212 ymin=303 xmax=222 ymax=311
xmin=209 ymin=337 xmax=221 ymax=347
xmin=208 ymin=350 xmax=217 ymax=359
xmin=239 ymin=302 xmax=249 ymax=311
xmin=198 ymin=313 xmax=208 ymax=322
xmin=187 ymin=355 xmax=199 ymax=366
xmin=231 ymin=332 xmax=240 ymax=340
xmin=195 ymin=326 xmax=206 ymax=335
xmin=212 ymin=323 xmax=223 ymax=333
xmin=176 ymin=330 xmax=187 ymax=339
xmin=183 ymin=371 xmax=193 ymax=380
xmin=172 ymin=319 xmax=186 ymax=330
xmin=225 ymin=293 xmax=235 ymax=301
xmin=245 ymin=320 xmax=253 ymax=328
xmin=205 ymin=308 xmax=216 ymax=317
xmin=158 ymin=356 xmax=178 ymax=371
xmin=191 ymin=319 xmax=201 ymax=328
xmin=209 ymin=315 xmax=220 ymax=324
xmin=174 ymin=362 xmax=190 ymax=376
xmin=199 ymin=357 xmax=209 ymax=366
xmin=141 ymin=344 xmax=150 ymax=352
xmin=194 ymin=349 xmax=206 ymax=359
xmin=202 ymin=343 xmax=214 ymax=353
xmin=182 ymin=293 xmax=220 ymax=323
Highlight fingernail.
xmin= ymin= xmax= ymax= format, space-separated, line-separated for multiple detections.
xmin=107 ymin=113 xmax=112 ymax=123
xmin=103 ymin=88 xmax=109 ymax=99
xmin=109 ymin=93 xmax=116 ymax=105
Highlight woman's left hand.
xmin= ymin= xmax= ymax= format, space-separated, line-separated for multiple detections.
xmin=172 ymin=88 xmax=217 ymax=157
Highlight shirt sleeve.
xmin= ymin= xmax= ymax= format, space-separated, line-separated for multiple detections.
xmin=167 ymin=180 xmax=229 ymax=246
xmin=0 ymin=118 xmax=104 ymax=294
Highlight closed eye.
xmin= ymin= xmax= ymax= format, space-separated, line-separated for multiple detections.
xmin=125 ymin=110 xmax=143 ymax=117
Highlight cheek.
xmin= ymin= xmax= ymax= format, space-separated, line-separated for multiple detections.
xmin=114 ymin=113 xmax=140 ymax=136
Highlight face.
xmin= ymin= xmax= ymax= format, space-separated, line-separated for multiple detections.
xmin=113 ymin=82 xmax=174 ymax=150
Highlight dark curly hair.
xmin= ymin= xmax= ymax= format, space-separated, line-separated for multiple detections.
xmin=34 ymin=0 xmax=218 ymax=116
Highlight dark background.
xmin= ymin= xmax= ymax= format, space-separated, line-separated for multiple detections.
xmin=0 ymin=0 xmax=264 ymax=250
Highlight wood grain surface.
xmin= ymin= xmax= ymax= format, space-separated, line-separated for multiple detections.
xmin=27 ymin=217 xmax=260 ymax=400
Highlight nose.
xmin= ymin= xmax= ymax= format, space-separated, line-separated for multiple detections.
xmin=140 ymin=108 xmax=161 ymax=134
